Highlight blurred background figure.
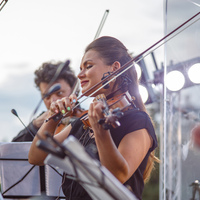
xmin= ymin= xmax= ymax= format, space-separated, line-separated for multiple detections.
xmin=12 ymin=61 xmax=81 ymax=142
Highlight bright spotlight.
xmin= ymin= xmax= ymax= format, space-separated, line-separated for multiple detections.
xmin=165 ymin=70 xmax=185 ymax=91
xmin=135 ymin=63 xmax=142 ymax=79
xmin=188 ymin=63 xmax=200 ymax=84
xmin=139 ymin=85 xmax=149 ymax=103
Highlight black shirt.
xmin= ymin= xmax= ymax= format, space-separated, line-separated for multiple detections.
xmin=62 ymin=109 xmax=157 ymax=200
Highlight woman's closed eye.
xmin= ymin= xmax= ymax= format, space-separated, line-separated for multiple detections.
xmin=86 ymin=65 xmax=93 ymax=69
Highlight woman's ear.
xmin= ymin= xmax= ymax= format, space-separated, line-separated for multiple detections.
xmin=111 ymin=61 xmax=121 ymax=72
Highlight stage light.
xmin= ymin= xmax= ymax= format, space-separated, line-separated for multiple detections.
xmin=139 ymin=85 xmax=149 ymax=103
xmin=188 ymin=63 xmax=200 ymax=84
xmin=165 ymin=70 xmax=185 ymax=91
xmin=136 ymin=58 xmax=157 ymax=104
xmin=135 ymin=62 xmax=142 ymax=79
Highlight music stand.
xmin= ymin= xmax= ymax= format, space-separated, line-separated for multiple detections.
xmin=0 ymin=142 xmax=65 ymax=199
xmin=0 ymin=193 xmax=4 ymax=200
xmin=44 ymin=135 xmax=138 ymax=200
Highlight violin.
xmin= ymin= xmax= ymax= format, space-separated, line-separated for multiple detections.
xmin=80 ymin=91 xmax=137 ymax=130
xmin=53 ymin=90 xmax=137 ymax=133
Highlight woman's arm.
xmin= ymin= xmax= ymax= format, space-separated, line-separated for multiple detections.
xmin=97 ymin=128 xmax=152 ymax=183
xmin=89 ymin=101 xmax=153 ymax=183
xmin=28 ymin=120 xmax=72 ymax=166
xmin=28 ymin=119 xmax=59 ymax=166
xmin=29 ymin=95 xmax=77 ymax=165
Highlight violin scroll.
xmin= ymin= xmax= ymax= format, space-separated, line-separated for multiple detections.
xmin=81 ymin=91 xmax=137 ymax=130
xmin=98 ymin=107 xmax=124 ymax=130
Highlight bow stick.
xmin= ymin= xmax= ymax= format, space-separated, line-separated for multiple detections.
xmin=76 ymin=12 xmax=200 ymax=101
xmin=0 ymin=0 xmax=8 ymax=12
xmin=47 ymin=11 xmax=200 ymax=122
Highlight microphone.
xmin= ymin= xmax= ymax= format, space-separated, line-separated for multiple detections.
xmin=42 ymin=83 xmax=61 ymax=99
xmin=30 ymin=83 xmax=61 ymax=121
xmin=11 ymin=109 xmax=35 ymax=139
xmin=30 ymin=60 xmax=70 ymax=122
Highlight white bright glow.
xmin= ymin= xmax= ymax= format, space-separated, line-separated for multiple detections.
xmin=135 ymin=63 xmax=142 ymax=79
xmin=165 ymin=70 xmax=185 ymax=91
xmin=188 ymin=63 xmax=200 ymax=84
xmin=139 ymin=85 xmax=149 ymax=103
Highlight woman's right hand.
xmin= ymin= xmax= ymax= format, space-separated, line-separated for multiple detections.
xmin=28 ymin=94 xmax=77 ymax=166
xmin=33 ymin=111 xmax=49 ymax=128
xmin=49 ymin=94 xmax=78 ymax=117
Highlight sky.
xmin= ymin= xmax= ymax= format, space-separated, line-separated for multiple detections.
xmin=0 ymin=0 xmax=165 ymax=142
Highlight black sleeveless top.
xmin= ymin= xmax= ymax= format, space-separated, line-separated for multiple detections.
xmin=62 ymin=109 xmax=157 ymax=200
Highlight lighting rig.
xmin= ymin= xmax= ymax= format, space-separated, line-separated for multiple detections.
xmin=136 ymin=56 xmax=200 ymax=104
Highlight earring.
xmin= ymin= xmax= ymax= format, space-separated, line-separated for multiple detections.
xmin=101 ymin=71 xmax=113 ymax=89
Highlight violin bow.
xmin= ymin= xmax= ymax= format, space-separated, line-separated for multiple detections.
xmin=0 ymin=0 xmax=8 ymax=12
xmin=94 ymin=10 xmax=109 ymax=40
xmin=76 ymin=12 xmax=200 ymax=103
xmin=47 ymin=11 xmax=200 ymax=121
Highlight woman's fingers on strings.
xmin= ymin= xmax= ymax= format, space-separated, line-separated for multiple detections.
xmin=89 ymin=101 xmax=104 ymax=119
xmin=88 ymin=102 xmax=94 ymax=117
xmin=69 ymin=94 xmax=77 ymax=108
xmin=69 ymin=94 xmax=77 ymax=104
xmin=95 ymin=101 xmax=105 ymax=115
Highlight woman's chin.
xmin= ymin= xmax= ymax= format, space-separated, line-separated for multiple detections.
xmin=81 ymin=87 xmax=90 ymax=96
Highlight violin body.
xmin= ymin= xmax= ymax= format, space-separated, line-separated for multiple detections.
xmin=81 ymin=91 xmax=137 ymax=130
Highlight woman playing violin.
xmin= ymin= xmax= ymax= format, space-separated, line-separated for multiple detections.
xmin=29 ymin=36 xmax=158 ymax=200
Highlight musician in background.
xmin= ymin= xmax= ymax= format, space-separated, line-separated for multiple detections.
xmin=29 ymin=36 xmax=159 ymax=200
xmin=12 ymin=61 xmax=80 ymax=142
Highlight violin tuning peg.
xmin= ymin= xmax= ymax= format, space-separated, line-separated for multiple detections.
xmin=98 ymin=118 xmax=106 ymax=125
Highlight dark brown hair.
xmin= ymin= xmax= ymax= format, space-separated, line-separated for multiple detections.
xmin=34 ymin=61 xmax=77 ymax=90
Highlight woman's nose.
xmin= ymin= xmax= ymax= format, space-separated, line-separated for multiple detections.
xmin=78 ymin=70 xmax=86 ymax=79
